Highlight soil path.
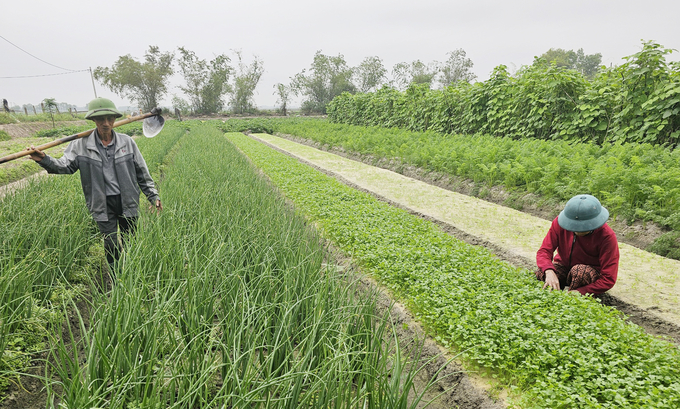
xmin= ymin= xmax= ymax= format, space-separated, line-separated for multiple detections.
xmin=0 ymin=121 xmax=88 ymax=139
xmin=250 ymin=133 xmax=680 ymax=339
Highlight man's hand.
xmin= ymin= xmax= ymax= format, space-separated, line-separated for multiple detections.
xmin=542 ymin=269 xmax=560 ymax=291
xmin=149 ymin=199 xmax=162 ymax=213
xmin=26 ymin=145 xmax=45 ymax=162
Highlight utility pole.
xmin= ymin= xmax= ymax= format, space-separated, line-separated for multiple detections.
xmin=89 ymin=67 xmax=97 ymax=98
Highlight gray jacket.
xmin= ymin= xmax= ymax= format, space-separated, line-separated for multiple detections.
xmin=38 ymin=130 xmax=159 ymax=221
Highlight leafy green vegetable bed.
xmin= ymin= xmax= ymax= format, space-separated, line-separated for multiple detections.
xmin=228 ymin=132 xmax=680 ymax=408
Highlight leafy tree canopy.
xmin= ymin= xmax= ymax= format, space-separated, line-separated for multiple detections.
xmin=354 ymin=56 xmax=387 ymax=93
xmin=177 ymin=48 xmax=232 ymax=115
xmin=536 ymin=48 xmax=602 ymax=79
xmin=291 ymin=51 xmax=356 ymax=114
xmin=230 ymin=51 xmax=264 ymax=114
xmin=273 ymin=83 xmax=291 ymax=116
xmin=392 ymin=60 xmax=438 ymax=90
xmin=94 ymin=46 xmax=174 ymax=111
xmin=437 ymin=49 xmax=476 ymax=88
xmin=391 ymin=50 xmax=476 ymax=90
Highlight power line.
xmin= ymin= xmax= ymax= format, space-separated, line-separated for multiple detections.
xmin=0 ymin=70 xmax=89 ymax=79
xmin=0 ymin=34 xmax=79 ymax=72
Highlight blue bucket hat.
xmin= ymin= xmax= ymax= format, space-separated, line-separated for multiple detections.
xmin=558 ymin=194 xmax=609 ymax=232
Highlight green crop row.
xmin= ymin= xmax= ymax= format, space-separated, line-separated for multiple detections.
xmin=0 ymin=175 xmax=96 ymax=393
xmin=46 ymin=125 xmax=437 ymax=408
xmin=227 ymin=132 xmax=680 ymax=408
xmin=328 ymin=41 xmax=680 ymax=147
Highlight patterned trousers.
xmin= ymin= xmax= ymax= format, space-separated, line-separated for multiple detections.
xmin=535 ymin=263 xmax=600 ymax=291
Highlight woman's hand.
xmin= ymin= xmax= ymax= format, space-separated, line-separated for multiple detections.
xmin=542 ymin=269 xmax=560 ymax=291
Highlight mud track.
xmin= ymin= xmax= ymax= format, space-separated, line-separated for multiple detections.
xmin=0 ymin=121 xmax=88 ymax=139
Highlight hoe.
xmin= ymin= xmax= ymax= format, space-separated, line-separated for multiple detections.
xmin=0 ymin=108 xmax=165 ymax=165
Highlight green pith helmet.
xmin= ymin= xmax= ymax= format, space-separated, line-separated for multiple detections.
xmin=85 ymin=97 xmax=123 ymax=120
xmin=558 ymin=194 xmax=609 ymax=232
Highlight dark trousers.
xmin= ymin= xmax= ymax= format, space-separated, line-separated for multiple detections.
xmin=96 ymin=195 xmax=137 ymax=277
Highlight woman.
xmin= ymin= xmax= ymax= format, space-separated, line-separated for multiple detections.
xmin=536 ymin=194 xmax=619 ymax=295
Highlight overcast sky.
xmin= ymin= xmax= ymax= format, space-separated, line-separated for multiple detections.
xmin=2 ymin=0 xmax=679 ymax=111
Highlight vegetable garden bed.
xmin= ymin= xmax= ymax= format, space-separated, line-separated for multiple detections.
xmin=3 ymin=118 xmax=680 ymax=408
xmin=227 ymin=131 xmax=680 ymax=408
xmin=1 ymin=123 xmax=449 ymax=408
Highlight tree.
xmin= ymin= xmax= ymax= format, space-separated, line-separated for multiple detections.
xmin=229 ymin=51 xmax=264 ymax=114
xmin=437 ymin=49 xmax=476 ymax=87
xmin=291 ymin=51 xmax=356 ymax=114
xmin=391 ymin=60 xmax=438 ymax=90
xmin=273 ymin=83 xmax=291 ymax=116
xmin=171 ymin=94 xmax=191 ymax=116
xmin=177 ymin=47 xmax=232 ymax=115
xmin=537 ymin=48 xmax=602 ymax=79
xmin=574 ymin=48 xmax=602 ymax=79
xmin=42 ymin=97 xmax=57 ymax=128
xmin=94 ymin=46 xmax=174 ymax=112
xmin=354 ymin=56 xmax=387 ymax=93
xmin=539 ymin=48 xmax=576 ymax=68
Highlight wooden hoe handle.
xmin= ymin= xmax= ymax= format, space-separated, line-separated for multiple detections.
xmin=0 ymin=111 xmax=158 ymax=165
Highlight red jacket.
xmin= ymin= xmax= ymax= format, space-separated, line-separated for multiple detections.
xmin=536 ymin=217 xmax=619 ymax=295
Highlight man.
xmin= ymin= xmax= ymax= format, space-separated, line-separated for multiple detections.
xmin=28 ymin=97 xmax=161 ymax=278
xmin=536 ymin=194 xmax=619 ymax=295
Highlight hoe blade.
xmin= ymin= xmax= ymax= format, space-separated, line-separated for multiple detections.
xmin=143 ymin=114 xmax=165 ymax=138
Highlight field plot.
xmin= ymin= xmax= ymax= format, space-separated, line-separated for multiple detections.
xmin=249 ymin=133 xmax=680 ymax=331
xmin=0 ymin=138 xmax=64 ymax=187
xmin=1 ymin=123 xmax=443 ymax=408
xmin=227 ymin=132 xmax=680 ymax=409
xmin=270 ymin=119 xmax=680 ymax=260
xmin=3 ymin=118 xmax=680 ymax=408
xmin=0 ymin=121 xmax=185 ymax=407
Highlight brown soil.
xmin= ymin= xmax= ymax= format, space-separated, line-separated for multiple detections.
xmin=0 ymin=121 xmax=88 ymax=139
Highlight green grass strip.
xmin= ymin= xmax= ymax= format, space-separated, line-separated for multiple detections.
xmin=227 ymin=132 xmax=680 ymax=409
